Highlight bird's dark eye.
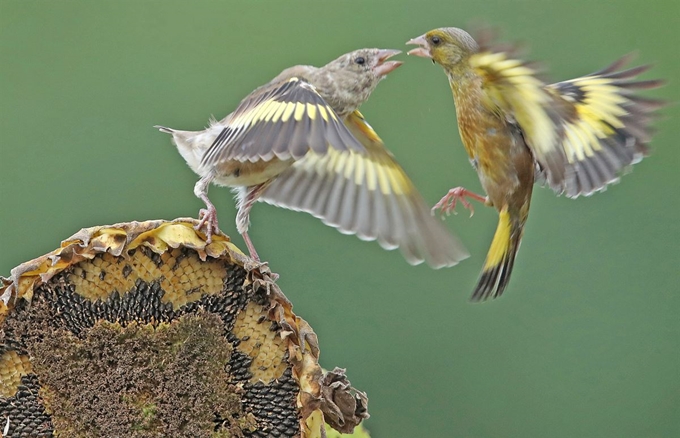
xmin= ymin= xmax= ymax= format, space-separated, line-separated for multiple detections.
xmin=355 ymin=56 xmax=366 ymax=65
xmin=431 ymin=36 xmax=441 ymax=45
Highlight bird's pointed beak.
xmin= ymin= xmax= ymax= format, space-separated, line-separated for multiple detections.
xmin=406 ymin=35 xmax=431 ymax=59
xmin=373 ymin=49 xmax=403 ymax=77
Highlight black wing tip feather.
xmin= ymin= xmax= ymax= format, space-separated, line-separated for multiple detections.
xmin=628 ymin=95 xmax=668 ymax=111
xmin=472 ymin=23 xmax=524 ymax=56
xmin=598 ymin=56 xmax=665 ymax=91
xmin=614 ymin=78 xmax=666 ymax=90
xmin=605 ymin=64 xmax=652 ymax=80
xmin=550 ymin=54 xmax=665 ymax=198
xmin=582 ymin=53 xmax=665 ymax=92
xmin=591 ymin=53 xmax=638 ymax=76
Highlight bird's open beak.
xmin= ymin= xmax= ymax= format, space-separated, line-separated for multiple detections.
xmin=406 ymin=35 xmax=431 ymax=59
xmin=373 ymin=49 xmax=403 ymax=77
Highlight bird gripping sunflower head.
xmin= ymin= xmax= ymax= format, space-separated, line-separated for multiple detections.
xmin=156 ymin=45 xmax=469 ymax=268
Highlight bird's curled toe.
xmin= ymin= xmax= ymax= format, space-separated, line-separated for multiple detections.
xmin=432 ymin=187 xmax=487 ymax=218
xmin=195 ymin=207 xmax=219 ymax=243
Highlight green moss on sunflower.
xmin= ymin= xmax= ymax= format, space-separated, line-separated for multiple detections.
xmin=26 ymin=308 xmax=252 ymax=437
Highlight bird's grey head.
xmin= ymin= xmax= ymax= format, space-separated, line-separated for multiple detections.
xmin=311 ymin=48 xmax=403 ymax=117
xmin=440 ymin=28 xmax=479 ymax=52
xmin=407 ymin=27 xmax=480 ymax=68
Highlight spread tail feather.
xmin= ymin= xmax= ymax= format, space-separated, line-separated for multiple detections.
xmin=471 ymin=209 xmax=524 ymax=301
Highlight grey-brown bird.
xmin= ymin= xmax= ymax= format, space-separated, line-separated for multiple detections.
xmin=156 ymin=48 xmax=468 ymax=268
xmin=407 ymin=27 xmax=664 ymax=300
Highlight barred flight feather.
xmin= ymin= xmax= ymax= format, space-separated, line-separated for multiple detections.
xmin=200 ymin=77 xmax=366 ymax=168
xmin=259 ymin=111 xmax=468 ymax=268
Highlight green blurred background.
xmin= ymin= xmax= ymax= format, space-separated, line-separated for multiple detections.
xmin=1 ymin=1 xmax=678 ymax=437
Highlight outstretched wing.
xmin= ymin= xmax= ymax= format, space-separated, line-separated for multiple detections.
xmin=200 ymin=77 xmax=365 ymax=167
xmin=469 ymin=46 xmax=566 ymax=187
xmin=260 ymin=111 xmax=469 ymax=268
xmin=545 ymin=56 xmax=664 ymax=197
xmin=471 ymin=38 xmax=664 ymax=197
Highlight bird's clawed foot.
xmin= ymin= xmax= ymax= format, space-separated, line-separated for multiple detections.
xmin=244 ymin=259 xmax=280 ymax=282
xmin=196 ymin=205 xmax=219 ymax=243
xmin=432 ymin=187 xmax=488 ymax=218
xmin=259 ymin=263 xmax=280 ymax=282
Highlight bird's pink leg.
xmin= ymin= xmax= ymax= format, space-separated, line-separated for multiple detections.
xmin=194 ymin=175 xmax=219 ymax=242
xmin=432 ymin=187 xmax=488 ymax=217
xmin=241 ymin=231 xmax=260 ymax=262
xmin=236 ymin=181 xmax=273 ymax=262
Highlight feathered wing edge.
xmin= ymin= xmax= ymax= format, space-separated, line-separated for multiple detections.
xmin=545 ymin=55 xmax=665 ymax=197
xmin=471 ymin=34 xmax=664 ymax=198
xmin=469 ymin=39 xmax=567 ymax=188
xmin=260 ymin=111 xmax=469 ymax=268
xmin=199 ymin=77 xmax=366 ymax=168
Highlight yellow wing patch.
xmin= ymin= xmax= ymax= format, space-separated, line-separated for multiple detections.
xmin=470 ymin=50 xmax=557 ymax=157
xmin=299 ymin=148 xmax=412 ymax=196
xmin=231 ymin=100 xmax=333 ymax=126
xmin=259 ymin=108 xmax=469 ymax=268
xmin=348 ymin=110 xmax=383 ymax=143
xmin=339 ymin=111 xmax=411 ymax=195
xmin=227 ymin=77 xmax=337 ymax=129
xmin=548 ymin=75 xmax=631 ymax=164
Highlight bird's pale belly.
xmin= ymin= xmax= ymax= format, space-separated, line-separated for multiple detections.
xmin=212 ymin=157 xmax=293 ymax=187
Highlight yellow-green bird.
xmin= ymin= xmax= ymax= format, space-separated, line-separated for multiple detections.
xmin=407 ymin=27 xmax=664 ymax=300
xmin=156 ymin=48 xmax=468 ymax=268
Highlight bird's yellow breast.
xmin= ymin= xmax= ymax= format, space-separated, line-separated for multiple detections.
xmin=451 ymin=78 xmax=534 ymax=206
xmin=454 ymin=90 xmax=509 ymax=172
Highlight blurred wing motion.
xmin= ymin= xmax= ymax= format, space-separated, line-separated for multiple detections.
xmin=470 ymin=44 xmax=664 ymax=197
xmin=200 ymin=77 xmax=366 ymax=166
xmin=469 ymin=47 xmax=564 ymax=185
xmin=261 ymin=111 xmax=469 ymax=268
xmin=545 ymin=56 xmax=665 ymax=197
